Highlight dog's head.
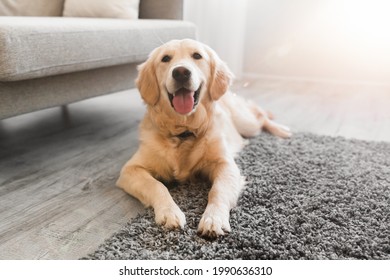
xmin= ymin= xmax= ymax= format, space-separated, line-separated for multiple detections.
xmin=136 ymin=39 xmax=234 ymax=116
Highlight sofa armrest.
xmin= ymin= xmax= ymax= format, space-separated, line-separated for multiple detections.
xmin=139 ymin=0 xmax=183 ymax=20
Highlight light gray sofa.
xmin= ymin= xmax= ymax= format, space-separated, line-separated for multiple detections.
xmin=0 ymin=0 xmax=196 ymax=119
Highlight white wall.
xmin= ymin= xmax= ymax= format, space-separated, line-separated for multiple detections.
xmin=185 ymin=0 xmax=390 ymax=84
xmin=244 ymin=0 xmax=390 ymax=83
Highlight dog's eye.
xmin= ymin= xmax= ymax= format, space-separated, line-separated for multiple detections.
xmin=161 ymin=55 xmax=172 ymax=63
xmin=192 ymin=52 xmax=202 ymax=60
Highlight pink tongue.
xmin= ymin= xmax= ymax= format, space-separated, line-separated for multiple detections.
xmin=172 ymin=89 xmax=195 ymax=115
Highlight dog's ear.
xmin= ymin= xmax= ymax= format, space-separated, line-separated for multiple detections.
xmin=136 ymin=58 xmax=160 ymax=106
xmin=207 ymin=47 xmax=234 ymax=101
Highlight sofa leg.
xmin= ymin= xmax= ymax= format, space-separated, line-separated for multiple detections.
xmin=61 ymin=105 xmax=71 ymax=127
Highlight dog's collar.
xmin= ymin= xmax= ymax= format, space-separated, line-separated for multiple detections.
xmin=174 ymin=130 xmax=195 ymax=140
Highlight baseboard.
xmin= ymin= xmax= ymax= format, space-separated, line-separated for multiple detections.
xmin=241 ymin=72 xmax=389 ymax=87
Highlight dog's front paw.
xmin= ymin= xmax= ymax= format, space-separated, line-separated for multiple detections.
xmin=155 ymin=204 xmax=186 ymax=230
xmin=198 ymin=204 xmax=231 ymax=238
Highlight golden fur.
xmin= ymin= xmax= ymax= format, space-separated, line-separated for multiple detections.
xmin=117 ymin=39 xmax=291 ymax=237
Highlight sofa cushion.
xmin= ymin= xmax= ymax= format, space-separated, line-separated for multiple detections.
xmin=63 ymin=0 xmax=139 ymax=19
xmin=0 ymin=17 xmax=196 ymax=81
xmin=0 ymin=0 xmax=65 ymax=17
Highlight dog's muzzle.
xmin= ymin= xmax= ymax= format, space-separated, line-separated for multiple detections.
xmin=168 ymin=66 xmax=201 ymax=115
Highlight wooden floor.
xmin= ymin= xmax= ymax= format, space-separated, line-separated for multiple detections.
xmin=1 ymin=77 xmax=389 ymax=259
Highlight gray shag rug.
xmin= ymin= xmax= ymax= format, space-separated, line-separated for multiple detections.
xmin=84 ymin=132 xmax=390 ymax=260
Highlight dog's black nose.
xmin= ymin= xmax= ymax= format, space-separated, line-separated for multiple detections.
xmin=172 ymin=66 xmax=191 ymax=83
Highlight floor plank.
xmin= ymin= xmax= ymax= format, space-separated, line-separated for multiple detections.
xmin=1 ymin=78 xmax=390 ymax=259
xmin=0 ymin=90 xmax=146 ymax=259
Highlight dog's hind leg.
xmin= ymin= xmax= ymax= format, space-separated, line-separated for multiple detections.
xmin=220 ymin=91 xmax=291 ymax=138
xmin=263 ymin=118 xmax=291 ymax=138
xmin=219 ymin=92 xmax=264 ymax=138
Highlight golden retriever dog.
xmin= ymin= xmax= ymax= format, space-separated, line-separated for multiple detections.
xmin=117 ymin=39 xmax=291 ymax=238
